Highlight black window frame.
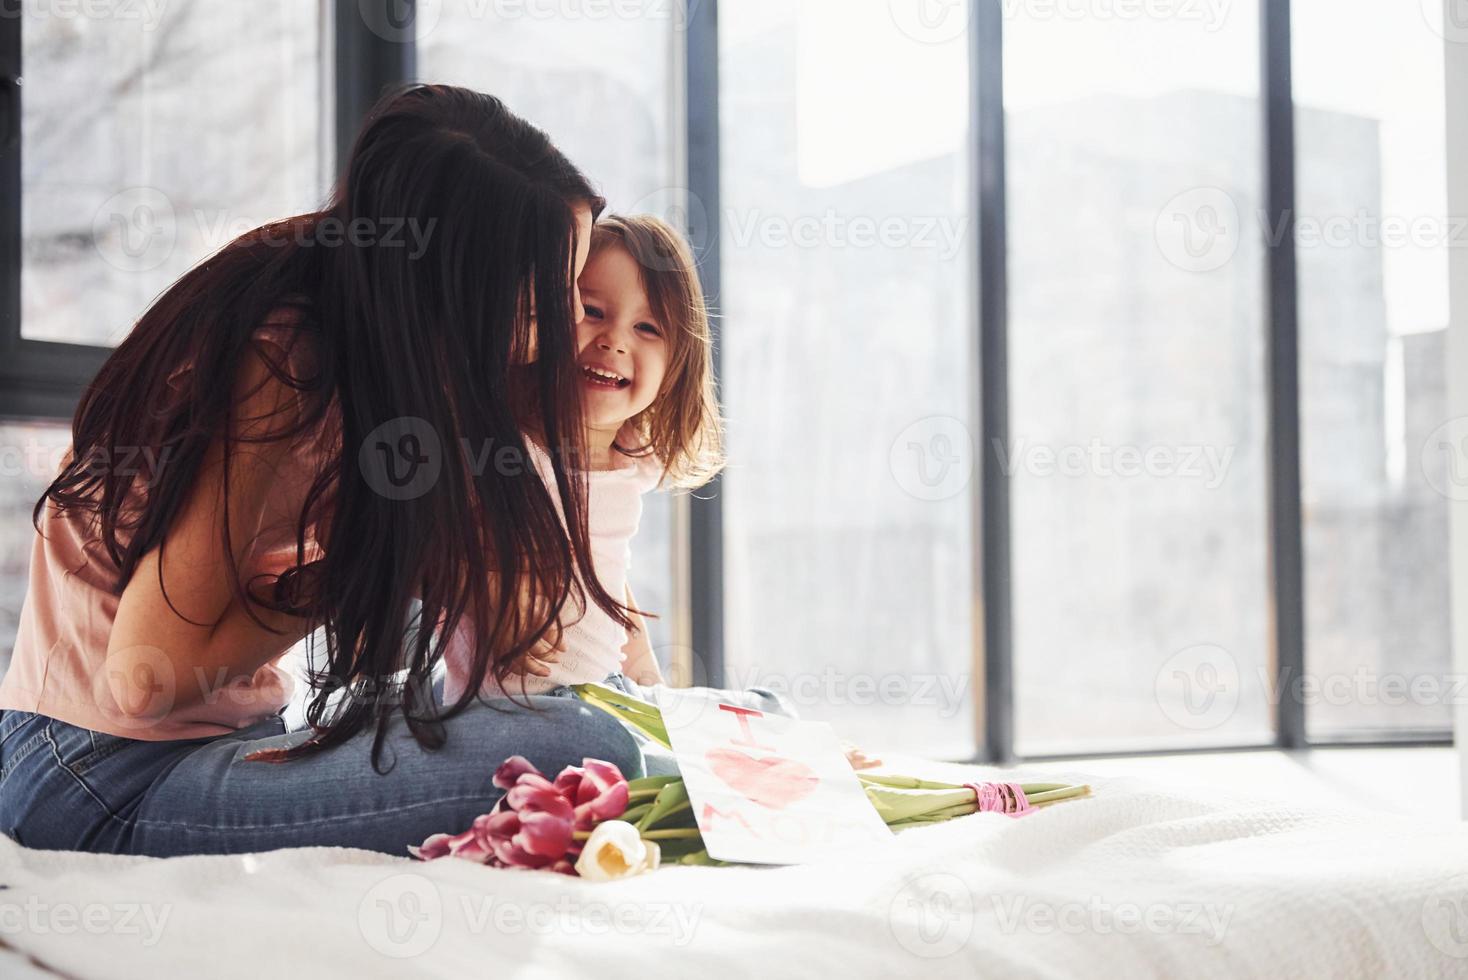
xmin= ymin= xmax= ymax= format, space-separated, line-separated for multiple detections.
xmin=0 ymin=1 xmax=415 ymax=421
xmin=0 ymin=16 xmax=109 ymax=420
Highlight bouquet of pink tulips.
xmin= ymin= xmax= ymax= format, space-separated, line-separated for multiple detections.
xmin=410 ymin=755 xmax=698 ymax=878
xmin=409 ymin=683 xmax=1090 ymax=878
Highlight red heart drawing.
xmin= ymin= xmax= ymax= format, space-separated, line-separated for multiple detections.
xmin=705 ymin=747 xmax=820 ymax=810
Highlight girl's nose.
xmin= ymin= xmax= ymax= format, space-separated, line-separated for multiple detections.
xmin=597 ymin=337 xmax=627 ymax=355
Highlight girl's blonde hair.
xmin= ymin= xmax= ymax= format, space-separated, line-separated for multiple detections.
xmin=591 ymin=214 xmax=725 ymax=489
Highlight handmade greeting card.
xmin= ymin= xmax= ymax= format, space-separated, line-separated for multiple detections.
xmin=653 ymin=688 xmax=893 ymax=865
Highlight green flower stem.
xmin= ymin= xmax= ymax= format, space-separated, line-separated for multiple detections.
xmin=571 ymin=827 xmax=704 ymax=843
xmin=573 ymin=684 xmax=662 ymax=717
xmin=639 ymin=828 xmax=704 ymax=841
xmin=925 ymin=801 xmax=977 ymax=821
xmin=858 ymin=774 xmax=1076 ymax=796
xmin=620 ymin=803 xmax=654 ymax=825
xmin=857 ymin=773 xmax=959 ymax=791
xmin=572 ymin=684 xmax=674 ymax=749
xmin=626 ymin=775 xmax=682 ymax=792
xmin=1025 ymin=785 xmax=1091 ymax=806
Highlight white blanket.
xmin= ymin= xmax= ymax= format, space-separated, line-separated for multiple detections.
xmin=2 ymin=761 xmax=1467 ymax=979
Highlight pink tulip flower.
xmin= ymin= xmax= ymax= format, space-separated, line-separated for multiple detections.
xmin=411 ymin=756 xmax=633 ymax=870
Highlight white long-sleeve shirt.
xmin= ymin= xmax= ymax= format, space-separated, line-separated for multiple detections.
xmin=441 ymin=438 xmax=663 ymax=703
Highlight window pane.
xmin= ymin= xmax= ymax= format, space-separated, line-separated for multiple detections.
xmin=417 ymin=2 xmax=677 ymax=220
xmin=418 ymin=1 xmax=681 ymax=659
xmin=1006 ymin=4 xmax=1271 ymax=753
xmin=1293 ymin=0 xmax=1451 ymax=738
xmin=0 ymin=424 xmax=69 ymax=677
xmin=720 ymin=1 xmax=975 ymax=757
xmin=22 ymin=1 xmax=325 ymax=346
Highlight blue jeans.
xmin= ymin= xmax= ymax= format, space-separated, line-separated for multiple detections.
xmin=0 ymin=673 xmax=792 ymax=857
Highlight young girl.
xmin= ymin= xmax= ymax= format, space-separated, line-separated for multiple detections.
xmin=442 ymin=213 xmax=723 ymax=705
xmin=441 ymin=214 xmax=880 ymax=770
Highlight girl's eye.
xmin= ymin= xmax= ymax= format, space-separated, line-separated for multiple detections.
xmin=636 ymin=322 xmax=662 ymax=337
xmin=583 ymin=305 xmax=604 ymax=319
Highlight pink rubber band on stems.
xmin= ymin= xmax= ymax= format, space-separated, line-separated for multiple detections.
xmin=965 ymin=781 xmax=1033 ymax=816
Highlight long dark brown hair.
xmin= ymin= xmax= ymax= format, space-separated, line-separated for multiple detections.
xmin=39 ymin=84 xmax=623 ymax=768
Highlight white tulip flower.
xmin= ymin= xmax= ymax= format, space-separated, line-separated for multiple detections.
xmin=575 ymin=820 xmax=662 ymax=881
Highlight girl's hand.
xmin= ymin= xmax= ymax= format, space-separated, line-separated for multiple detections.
xmin=842 ymin=740 xmax=882 ymax=771
xmin=619 ymin=583 xmax=665 ymax=685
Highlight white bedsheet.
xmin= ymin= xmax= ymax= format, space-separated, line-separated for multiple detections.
xmin=2 ymin=761 xmax=1468 ymax=979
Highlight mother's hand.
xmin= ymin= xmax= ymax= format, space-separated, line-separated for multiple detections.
xmin=499 ymin=583 xmax=566 ymax=679
xmin=510 ymin=622 xmax=566 ymax=678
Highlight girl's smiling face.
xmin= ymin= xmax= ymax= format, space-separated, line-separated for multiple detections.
xmin=575 ymin=245 xmax=668 ymax=438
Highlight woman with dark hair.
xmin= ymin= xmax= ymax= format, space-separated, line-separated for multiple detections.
xmin=0 ymin=84 xmax=655 ymax=856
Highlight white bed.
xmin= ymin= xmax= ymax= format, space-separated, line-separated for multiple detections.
xmin=2 ymin=755 xmax=1467 ymax=979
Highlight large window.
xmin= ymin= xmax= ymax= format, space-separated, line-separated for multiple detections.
xmin=1293 ymin=0 xmax=1452 ymax=738
xmin=22 ymin=1 xmax=325 ymax=346
xmin=719 ymin=1 xmax=976 ymax=757
xmin=1005 ymin=3 xmax=1270 ymax=754
xmin=2 ymin=3 xmax=326 ymax=677
xmin=418 ymin=0 xmax=682 ymax=659
xmin=4 ymin=2 xmax=1457 ymax=759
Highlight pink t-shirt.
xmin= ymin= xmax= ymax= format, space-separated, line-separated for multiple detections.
xmin=0 ymin=311 xmax=335 ymax=740
xmin=442 ymin=436 xmax=664 ymax=703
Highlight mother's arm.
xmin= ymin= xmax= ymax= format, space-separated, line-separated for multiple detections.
xmin=106 ymin=341 xmax=315 ymax=718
